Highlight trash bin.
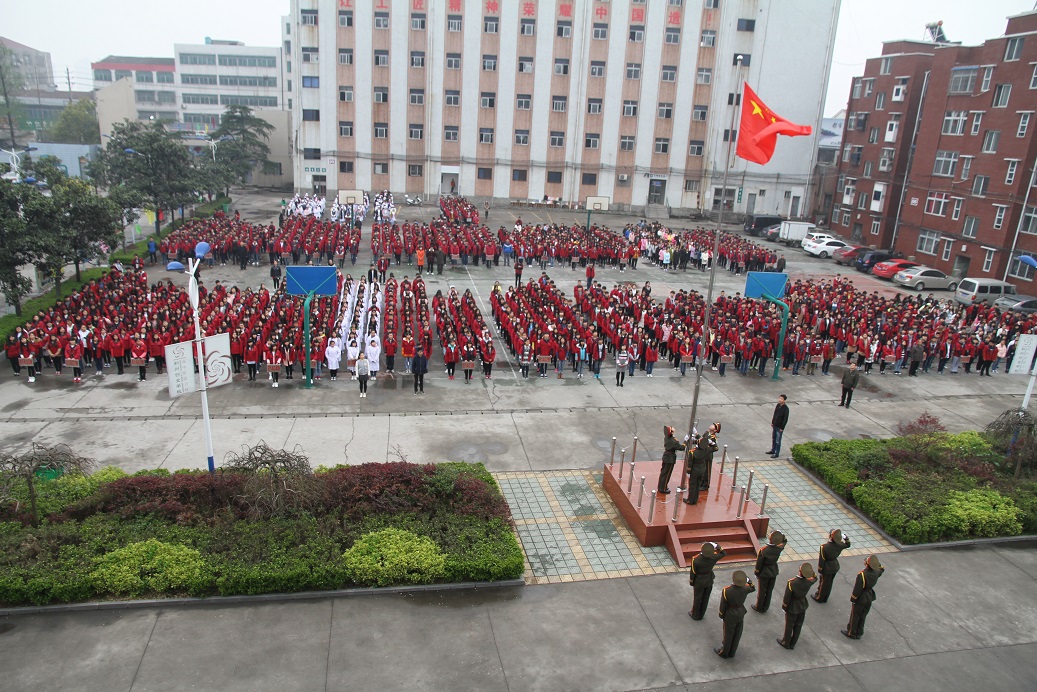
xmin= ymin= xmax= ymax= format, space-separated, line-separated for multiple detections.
xmin=222 ymin=203 xmax=231 ymax=214
xmin=35 ymin=467 xmax=63 ymax=481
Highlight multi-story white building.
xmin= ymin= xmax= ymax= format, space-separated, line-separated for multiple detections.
xmin=284 ymin=0 xmax=840 ymax=215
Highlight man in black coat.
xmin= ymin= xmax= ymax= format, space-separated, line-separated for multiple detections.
xmin=843 ymin=555 xmax=885 ymax=639
xmin=767 ymin=394 xmax=790 ymax=458
xmin=778 ymin=563 xmax=817 ymax=650
xmin=412 ymin=346 xmax=429 ymax=394
xmin=839 ymin=363 xmax=861 ymax=408
xmin=813 ymin=529 xmax=852 ymax=603
xmin=689 ymin=542 xmax=726 ymax=620
xmin=715 ymin=570 xmax=756 ymax=658
xmin=752 ymin=530 xmax=787 ymax=613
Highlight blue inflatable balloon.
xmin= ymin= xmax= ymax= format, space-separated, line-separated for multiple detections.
xmin=194 ymin=241 xmax=211 ymax=259
xmin=166 ymin=261 xmax=186 ymax=272
xmin=1019 ymin=255 xmax=1037 ymax=269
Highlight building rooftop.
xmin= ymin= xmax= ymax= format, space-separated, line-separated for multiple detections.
xmin=91 ymin=56 xmax=174 ymax=68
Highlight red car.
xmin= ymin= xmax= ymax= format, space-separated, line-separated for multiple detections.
xmin=833 ymin=245 xmax=867 ymax=265
xmin=871 ymin=259 xmax=920 ymax=279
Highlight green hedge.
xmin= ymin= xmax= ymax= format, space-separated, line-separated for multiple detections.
xmin=0 ymin=268 xmax=110 ymax=343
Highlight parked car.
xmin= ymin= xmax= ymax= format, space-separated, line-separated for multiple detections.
xmin=892 ymin=266 xmax=959 ymax=291
xmin=778 ymin=221 xmax=816 ymax=247
xmin=801 ymin=231 xmax=834 ymax=248
xmin=855 ymin=250 xmax=896 ymax=272
xmin=803 ymin=238 xmax=849 ymax=258
xmin=994 ymin=294 xmax=1037 ymax=314
xmin=871 ymin=259 xmax=920 ymax=279
xmin=955 ymin=278 xmax=1019 ymax=305
xmin=833 ymin=245 xmax=867 ymax=265
xmin=762 ymin=224 xmax=783 ymax=241
xmin=744 ymin=214 xmax=785 ymax=237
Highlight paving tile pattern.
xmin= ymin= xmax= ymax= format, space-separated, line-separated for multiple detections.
xmin=495 ymin=459 xmax=894 ymax=585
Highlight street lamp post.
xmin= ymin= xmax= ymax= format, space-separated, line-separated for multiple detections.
xmin=186 ymin=243 xmax=217 ymax=473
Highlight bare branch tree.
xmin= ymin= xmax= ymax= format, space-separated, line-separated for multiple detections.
xmin=985 ymin=410 xmax=1037 ymax=479
xmin=0 ymin=444 xmax=95 ymax=524
xmin=221 ymin=441 xmax=318 ymax=519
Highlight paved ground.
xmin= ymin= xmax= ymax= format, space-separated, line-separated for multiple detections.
xmin=1 ymin=187 xmax=1033 ymax=690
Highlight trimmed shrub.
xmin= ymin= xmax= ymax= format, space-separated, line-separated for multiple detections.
xmin=1009 ymin=483 xmax=1037 ymax=534
xmin=1 ymin=466 xmax=127 ymax=522
xmin=89 ymin=539 xmax=211 ymax=597
xmin=343 ymin=528 xmax=446 ymax=587
xmin=792 ymin=439 xmax=886 ymax=497
xmin=945 ymin=490 xmax=1023 ymax=538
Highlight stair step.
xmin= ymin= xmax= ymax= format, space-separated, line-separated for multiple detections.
xmin=680 ymin=540 xmax=755 ymax=554
xmin=676 ymin=526 xmax=749 ymax=540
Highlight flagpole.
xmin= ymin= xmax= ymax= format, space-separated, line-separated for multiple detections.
xmin=686 ymin=56 xmax=744 ymax=449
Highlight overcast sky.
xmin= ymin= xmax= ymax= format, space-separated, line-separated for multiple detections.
xmin=5 ymin=0 xmax=1034 ymax=116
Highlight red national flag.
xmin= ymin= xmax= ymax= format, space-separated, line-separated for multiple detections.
xmin=736 ymin=82 xmax=812 ymax=165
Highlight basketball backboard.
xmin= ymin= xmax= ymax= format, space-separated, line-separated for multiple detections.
xmin=744 ymin=271 xmax=788 ymax=299
xmin=285 ymin=266 xmax=338 ymax=296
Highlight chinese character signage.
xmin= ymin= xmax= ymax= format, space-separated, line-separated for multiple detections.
xmin=165 ymin=333 xmax=232 ymax=398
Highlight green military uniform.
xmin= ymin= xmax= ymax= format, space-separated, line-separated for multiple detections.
xmin=844 ymin=556 xmax=884 ymax=639
xmin=715 ymin=570 xmax=756 ymax=658
xmin=778 ymin=563 xmax=816 ymax=650
xmin=813 ymin=529 xmax=851 ymax=603
xmin=752 ymin=531 xmax=786 ymax=613
xmin=689 ymin=542 xmax=726 ymax=620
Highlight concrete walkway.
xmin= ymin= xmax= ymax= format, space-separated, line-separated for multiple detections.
xmin=2 ymin=541 xmax=1035 ymax=691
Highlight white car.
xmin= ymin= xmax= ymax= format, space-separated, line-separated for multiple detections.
xmin=800 ymin=232 xmax=834 ymax=249
xmin=803 ymin=238 xmax=849 ymax=259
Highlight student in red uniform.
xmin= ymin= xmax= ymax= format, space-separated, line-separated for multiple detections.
xmin=266 ymin=339 xmax=283 ymax=387
xmin=482 ymin=342 xmax=496 ymax=379
xmin=443 ymin=338 xmax=458 ymax=380
xmin=64 ymin=338 xmax=84 ymax=383
xmin=131 ymin=337 xmax=149 ymax=381
xmin=245 ymin=337 xmax=261 ymax=381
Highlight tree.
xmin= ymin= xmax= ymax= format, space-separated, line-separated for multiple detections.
xmin=0 ymin=180 xmax=42 ymax=315
xmin=93 ymin=119 xmax=196 ymax=235
xmin=0 ymin=45 xmax=25 ymax=148
xmin=212 ymin=105 xmax=274 ymax=187
xmin=0 ymin=444 xmax=94 ymax=525
xmin=24 ymin=154 xmax=68 ymax=187
xmin=44 ymin=99 xmax=101 ymax=145
xmin=53 ymin=178 xmax=123 ymax=282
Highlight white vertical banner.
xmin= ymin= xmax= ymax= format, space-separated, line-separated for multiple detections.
xmin=165 ymin=341 xmax=197 ymax=398
xmin=202 ymin=333 xmax=233 ymax=389
xmin=1010 ymin=334 xmax=1037 ymax=375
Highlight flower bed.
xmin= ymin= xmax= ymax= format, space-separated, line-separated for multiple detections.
xmin=0 ymin=461 xmax=524 ymax=606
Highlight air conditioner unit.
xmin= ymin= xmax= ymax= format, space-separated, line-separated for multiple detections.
xmin=618 ymin=174 xmax=629 ymax=182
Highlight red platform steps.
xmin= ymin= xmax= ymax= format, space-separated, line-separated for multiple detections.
xmin=601 ymin=460 xmax=769 ymax=568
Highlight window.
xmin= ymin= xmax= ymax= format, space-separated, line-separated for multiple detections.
xmin=521 ymin=18 xmax=535 ymax=36
xmin=338 ymin=49 xmax=353 ymax=65
xmin=993 ymin=205 xmax=1007 ymax=230
xmin=684 ymin=180 xmax=700 ymax=192
xmin=697 ymin=68 xmax=712 ymax=85
xmin=620 ymin=136 xmax=635 ymax=151
xmin=478 ymin=168 xmax=492 ymax=180
xmin=693 ymin=105 xmax=708 ymax=121
xmin=518 ymin=57 xmax=533 ymax=73
xmin=338 ymin=86 xmax=353 ymax=102
xmin=135 ymin=71 xmax=153 ymax=83
xmin=880 ymin=57 xmax=892 ymax=75
xmin=853 ymin=80 xmax=861 ymax=99
xmin=479 ymin=128 xmax=494 ymax=144
xmin=892 ymin=78 xmax=907 ymax=101
xmin=481 ymin=92 xmax=496 ymax=108
xmin=448 ymin=15 xmax=462 ymax=32
xmin=409 ymin=124 xmax=424 ymax=140
xmin=374 ymin=87 xmax=388 ymax=103
xmin=654 ymin=138 xmax=670 ymax=154
xmin=590 ymin=61 xmax=605 ymax=77
xmin=885 ymin=114 xmax=900 ymax=142
xmin=981 ymin=66 xmax=994 ymax=92
xmin=593 ymin=23 xmax=607 ymax=39
xmin=552 ymin=96 xmax=567 ymax=112
xmin=700 ymin=30 xmax=716 ymax=48
xmin=858 ymin=191 xmax=868 ymax=210
xmin=303 ymin=148 xmax=320 ymax=160
xmin=864 ymin=161 xmax=873 ymax=178
xmin=218 ymin=54 xmax=277 ymax=67
xmin=550 ymin=131 xmax=564 ymax=148
xmin=932 ymin=151 xmax=959 ymax=177
xmin=1010 ymin=252 xmax=1037 ymax=280
xmin=879 ymin=148 xmax=894 ymax=172
xmin=943 ymin=238 xmax=954 ymax=261
xmin=516 ymin=94 xmax=531 ymax=110
xmin=547 ymin=171 xmax=563 ymax=184
xmin=666 ymin=28 xmax=680 ymax=45
xmin=374 ymin=163 xmax=388 ymax=175
xmin=115 ymin=70 xmax=131 ymax=80
xmin=302 ymin=47 xmax=318 ymax=62
xmin=218 ymin=75 xmax=277 ymax=87
xmin=446 ymin=53 xmax=461 ymax=70
xmin=1005 ymin=37 xmax=1024 ymax=61
xmin=94 ymin=69 xmax=112 ymax=81
xmin=972 ymin=112 xmax=984 ymax=135
xmin=993 ymin=84 xmax=1011 ymax=108
xmin=1007 ymin=160 xmax=1019 ymax=185
xmin=925 ymin=192 xmax=950 ymax=216
xmin=735 ymin=54 xmax=751 ymax=66
xmin=949 ymin=67 xmax=977 ymax=94
xmin=339 ymin=121 xmax=353 ymax=137
xmin=339 ymin=10 xmax=353 ymax=27
xmin=871 ymin=220 xmax=881 ymax=236
xmin=1023 ymin=206 xmax=1037 ymax=234
xmin=917 ymin=230 xmax=940 ymax=255
xmin=876 ymin=92 xmax=886 ymax=110
xmin=374 ymin=12 xmax=389 ymax=29
xmin=515 ymin=130 xmax=529 ymax=145
xmin=1019 ymin=112 xmax=1032 ymax=138
xmin=409 ymin=89 xmax=424 ymax=105
xmin=973 ymin=175 xmax=990 ymax=196
xmin=134 ymin=90 xmax=156 ymax=103
xmin=952 ymin=197 xmax=963 ymax=220
xmin=661 ymin=65 xmax=677 ymax=82
xmin=585 ymin=133 xmax=600 ymax=149
xmin=960 ymin=156 xmax=973 ymax=180
xmin=405 ymin=164 xmax=422 ymax=178
xmin=868 ymin=127 xmax=879 ymax=144
xmin=705 ymin=0 xmax=719 ymax=7
xmin=339 ymin=161 xmax=353 ymax=174
xmin=411 ymin=51 xmax=425 ymax=68
xmin=182 ymin=93 xmax=219 ymax=105
xmin=484 ymin=55 xmax=498 ymax=71
xmin=871 ymin=182 xmax=886 ymax=211
xmin=727 ymin=93 xmax=742 ymax=106
xmin=1032 ymin=64 xmax=1037 ymax=89
xmin=629 ymin=25 xmax=645 ymax=42
xmin=556 ymin=21 xmax=571 ymax=38
xmin=374 ymin=50 xmax=389 ymax=67
xmin=553 ymin=59 xmax=569 ymax=76
xmin=300 ymin=76 xmax=318 ymax=89
xmin=982 ymin=130 xmax=1000 ymax=153
xmin=444 ymin=126 xmax=458 ymax=142
xmin=942 ymin=110 xmax=967 ymax=135
xmin=180 ymin=53 xmax=216 ymax=65
xmin=723 ymin=129 xmax=738 ymax=142
xmin=587 ymin=98 xmax=602 ymax=115
xmin=658 ymin=103 xmax=673 ymax=119
xmin=582 ymin=173 xmax=598 ymax=186
xmin=623 ymin=100 xmax=638 ymax=117
xmin=983 ymin=248 xmax=996 ymax=273
xmin=302 ymin=109 xmax=320 ymax=122
xmin=411 ymin=13 xmax=426 ymax=30
xmin=737 ymin=18 xmax=756 ymax=31
xmin=181 ymin=74 xmax=217 ymax=85
xmin=689 ymin=140 xmax=704 ymax=156
xmin=512 ymin=169 xmax=528 ymax=182
xmin=445 ymin=90 xmax=460 ymax=106
xmin=301 ymin=9 xmax=318 ymax=25
xmin=374 ymin=123 xmax=387 ymax=138
xmin=156 ymin=71 xmax=173 ymax=84
xmin=626 ymin=63 xmax=641 ymax=79
xmin=484 ymin=16 xmax=499 ymax=33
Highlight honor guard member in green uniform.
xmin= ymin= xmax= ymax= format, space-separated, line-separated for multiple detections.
xmin=715 ymin=570 xmax=756 ymax=659
xmin=843 ymin=555 xmax=884 ymax=639
xmin=752 ymin=530 xmax=787 ymax=613
xmin=688 ymin=542 xmax=726 ymax=620
xmin=813 ymin=529 xmax=851 ymax=603
xmin=683 ymin=435 xmax=710 ymax=504
xmin=777 ymin=563 xmax=816 ymax=650
xmin=658 ymin=425 xmax=687 ymax=494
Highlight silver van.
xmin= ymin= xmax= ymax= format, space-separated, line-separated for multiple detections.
xmin=954 ymin=278 xmax=1018 ymax=305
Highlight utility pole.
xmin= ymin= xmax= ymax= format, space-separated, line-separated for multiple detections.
xmin=65 ymin=67 xmax=74 ymax=104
